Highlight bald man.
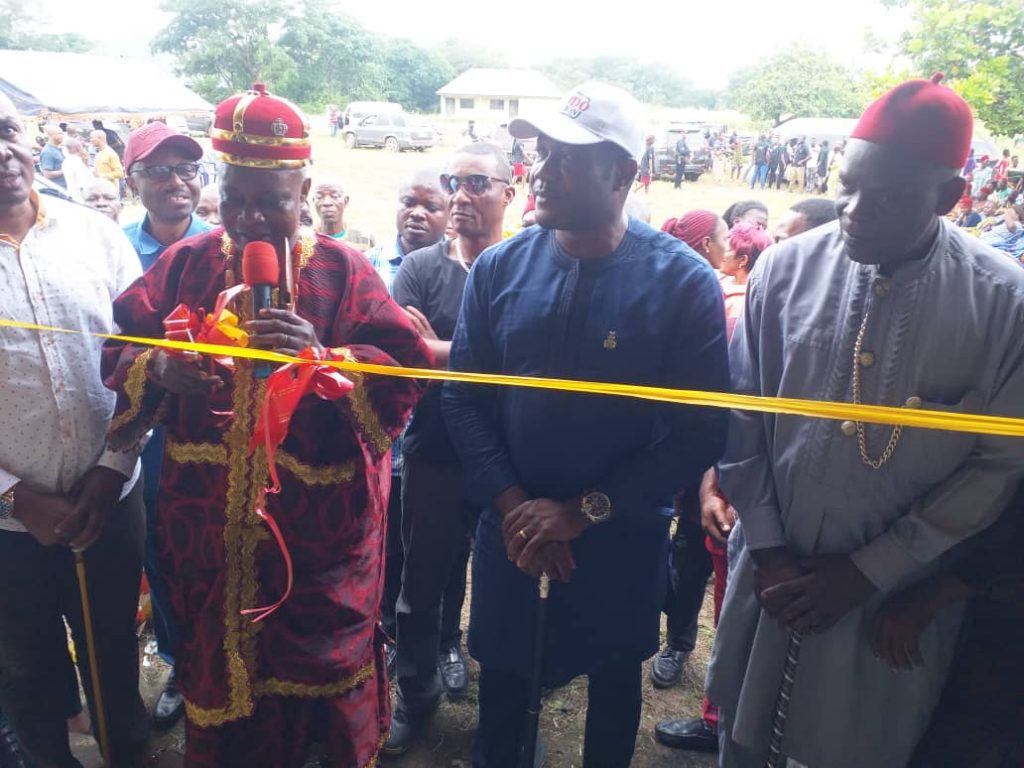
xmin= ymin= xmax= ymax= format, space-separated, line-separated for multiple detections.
xmin=312 ymin=177 xmax=376 ymax=251
xmin=38 ymin=125 xmax=66 ymax=189
xmin=90 ymin=129 xmax=124 ymax=188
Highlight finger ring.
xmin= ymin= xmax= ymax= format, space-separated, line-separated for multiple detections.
xmin=518 ymin=529 xmax=528 ymax=540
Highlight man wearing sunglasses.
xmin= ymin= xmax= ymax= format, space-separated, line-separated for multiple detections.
xmin=443 ymin=82 xmax=729 ymax=767
xmin=384 ymin=143 xmax=515 ymax=755
xmin=121 ymin=120 xmax=213 ymax=731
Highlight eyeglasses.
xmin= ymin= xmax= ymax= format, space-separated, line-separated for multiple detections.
xmin=441 ymin=174 xmax=509 ymax=195
xmin=130 ymin=162 xmax=200 ymax=182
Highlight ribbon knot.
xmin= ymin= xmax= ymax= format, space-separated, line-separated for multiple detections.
xmin=162 ymin=284 xmax=250 ymax=369
xmin=242 ymin=347 xmax=354 ymax=623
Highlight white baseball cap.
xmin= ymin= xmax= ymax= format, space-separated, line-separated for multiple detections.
xmin=508 ymin=81 xmax=645 ymax=160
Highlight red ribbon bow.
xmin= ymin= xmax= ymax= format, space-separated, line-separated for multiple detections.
xmin=162 ymin=284 xmax=250 ymax=370
xmin=241 ymin=348 xmax=354 ymax=623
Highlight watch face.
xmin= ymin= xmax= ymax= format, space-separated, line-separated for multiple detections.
xmin=583 ymin=492 xmax=611 ymax=522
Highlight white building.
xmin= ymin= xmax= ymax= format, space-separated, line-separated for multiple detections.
xmin=436 ymin=68 xmax=562 ymax=123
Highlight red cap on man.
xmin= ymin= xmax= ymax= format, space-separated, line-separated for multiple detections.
xmin=123 ymin=121 xmax=203 ymax=171
xmin=211 ymin=83 xmax=310 ymax=168
xmin=850 ymin=72 xmax=973 ymax=170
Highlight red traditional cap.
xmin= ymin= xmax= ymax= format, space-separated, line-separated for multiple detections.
xmin=850 ymin=73 xmax=973 ymax=170
xmin=123 ymin=121 xmax=203 ymax=171
xmin=959 ymin=195 xmax=973 ymax=207
xmin=211 ymin=83 xmax=310 ymax=169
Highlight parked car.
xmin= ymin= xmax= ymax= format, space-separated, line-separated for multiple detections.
xmin=341 ymin=101 xmax=403 ymax=127
xmin=343 ymin=112 xmax=435 ymax=152
xmin=654 ymin=129 xmax=711 ymax=181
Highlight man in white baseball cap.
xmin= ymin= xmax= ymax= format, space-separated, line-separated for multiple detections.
xmin=443 ymin=82 xmax=729 ymax=767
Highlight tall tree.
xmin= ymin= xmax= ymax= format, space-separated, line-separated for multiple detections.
xmin=379 ymin=39 xmax=455 ymax=112
xmin=887 ymin=0 xmax=1024 ymax=137
xmin=277 ymin=4 xmax=385 ymax=106
xmin=725 ymin=48 xmax=867 ymax=125
xmin=0 ymin=0 xmax=91 ymax=52
xmin=543 ymin=56 xmax=718 ymax=108
xmin=153 ymin=0 xmax=296 ymax=103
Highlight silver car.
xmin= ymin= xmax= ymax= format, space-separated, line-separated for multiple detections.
xmin=343 ymin=113 xmax=435 ymax=152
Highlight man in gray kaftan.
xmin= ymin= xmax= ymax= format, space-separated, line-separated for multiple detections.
xmin=706 ymin=75 xmax=1024 ymax=768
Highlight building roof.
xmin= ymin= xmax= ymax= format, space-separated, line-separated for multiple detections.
xmin=437 ymin=69 xmax=562 ymax=99
xmin=0 ymin=50 xmax=212 ymax=117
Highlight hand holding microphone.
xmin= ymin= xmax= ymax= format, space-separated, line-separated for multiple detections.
xmin=242 ymin=241 xmax=322 ymax=367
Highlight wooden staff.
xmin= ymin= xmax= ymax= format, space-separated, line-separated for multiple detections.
xmin=75 ymin=550 xmax=111 ymax=764
xmin=765 ymin=632 xmax=802 ymax=768
xmin=520 ymin=573 xmax=550 ymax=768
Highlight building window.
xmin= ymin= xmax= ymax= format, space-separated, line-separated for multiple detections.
xmin=490 ymin=99 xmax=505 ymax=110
xmin=459 ymin=98 xmax=474 ymax=110
xmin=445 ymin=97 xmax=455 ymax=115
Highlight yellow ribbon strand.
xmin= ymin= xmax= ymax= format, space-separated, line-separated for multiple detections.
xmin=4 ymin=317 xmax=1024 ymax=438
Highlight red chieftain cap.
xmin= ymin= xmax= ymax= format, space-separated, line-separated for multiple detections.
xmin=211 ymin=83 xmax=310 ymax=168
xmin=850 ymin=72 xmax=973 ymax=170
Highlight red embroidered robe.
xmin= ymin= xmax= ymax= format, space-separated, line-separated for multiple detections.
xmin=102 ymin=229 xmax=430 ymax=758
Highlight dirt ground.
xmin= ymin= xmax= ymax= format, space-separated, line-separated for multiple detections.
xmin=72 ymin=586 xmax=719 ymax=768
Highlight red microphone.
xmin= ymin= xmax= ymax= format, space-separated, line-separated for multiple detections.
xmin=241 ymin=241 xmax=280 ymax=378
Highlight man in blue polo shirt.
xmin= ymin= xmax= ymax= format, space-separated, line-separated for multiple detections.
xmin=38 ymin=125 xmax=66 ymax=189
xmin=122 ymin=120 xmax=211 ymax=730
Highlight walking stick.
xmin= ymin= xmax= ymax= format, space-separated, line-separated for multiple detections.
xmin=520 ymin=573 xmax=550 ymax=768
xmin=765 ymin=632 xmax=802 ymax=768
xmin=75 ymin=550 xmax=112 ymax=764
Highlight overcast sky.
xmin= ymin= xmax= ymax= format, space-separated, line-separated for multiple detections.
xmin=38 ymin=0 xmax=909 ymax=90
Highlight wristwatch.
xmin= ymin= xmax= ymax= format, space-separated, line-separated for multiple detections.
xmin=0 ymin=489 xmax=14 ymax=520
xmin=580 ymin=491 xmax=612 ymax=524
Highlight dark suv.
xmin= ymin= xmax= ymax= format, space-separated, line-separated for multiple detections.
xmin=654 ymin=129 xmax=711 ymax=181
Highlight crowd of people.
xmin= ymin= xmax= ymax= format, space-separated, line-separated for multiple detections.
xmin=0 ymin=69 xmax=1023 ymax=768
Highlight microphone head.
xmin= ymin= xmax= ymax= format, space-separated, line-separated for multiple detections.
xmin=241 ymin=241 xmax=280 ymax=286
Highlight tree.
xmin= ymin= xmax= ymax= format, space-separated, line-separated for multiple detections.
xmin=153 ymin=0 xmax=297 ymax=103
xmin=888 ymin=0 xmax=1024 ymax=137
xmin=0 ymin=0 xmax=91 ymax=52
xmin=543 ymin=56 xmax=718 ymax=109
xmin=379 ymin=40 xmax=455 ymax=112
xmin=725 ymin=48 xmax=867 ymax=125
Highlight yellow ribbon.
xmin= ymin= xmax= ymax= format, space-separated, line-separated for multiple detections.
xmin=3 ymin=317 xmax=1024 ymax=438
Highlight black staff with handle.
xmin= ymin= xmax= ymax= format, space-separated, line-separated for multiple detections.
xmin=765 ymin=631 xmax=803 ymax=768
xmin=520 ymin=573 xmax=551 ymax=768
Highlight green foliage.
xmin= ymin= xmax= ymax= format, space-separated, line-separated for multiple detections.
xmin=725 ymin=48 xmax=867 ymax=126
xmin=0 ymin=0 xmax=92 ymax=52
xmin=543 ymin=56 xmax=718 ymax=109
xmin=891 ymin=0 xmax=1024 ymax=137
xmin=153 ymin=0 xmax=297 ymax=103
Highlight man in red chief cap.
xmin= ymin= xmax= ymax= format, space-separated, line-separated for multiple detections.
xmin=101 ymin=85 xmax=431 ymax=766
xmin=703 ymin=74 xmax=1024 ymax=767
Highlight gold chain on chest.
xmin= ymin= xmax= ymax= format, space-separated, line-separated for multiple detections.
xmin=851 ymin=302 xmax=902 ymax=469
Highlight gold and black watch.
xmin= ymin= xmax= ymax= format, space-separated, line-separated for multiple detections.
xmin=580 ymin=491 xmax=612 ymax=524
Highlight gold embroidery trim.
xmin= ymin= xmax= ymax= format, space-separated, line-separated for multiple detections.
xmin=166 ymin=440 xmax=228 ymax=465
xmin=253 ymin=659 xmax=374 ymax=698
xmin=211 ymin=128 xmax=310 ymax=148
xmin=216 ymin=154 xmax=307 ymax=170
xmin=109 ymin=349 xmax=153 ymax=432
xmin=275 ymin=450 xmax=356 ymax=486
xmin=333 ymin=347 xmax=392 ymax=457
xmin=186 ymin=359 xmax=259 ymax=728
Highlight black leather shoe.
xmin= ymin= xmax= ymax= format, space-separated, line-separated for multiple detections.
xmin=439 ymin=645 xmax=469 ymax=700
xmin=153 ymin=670 xmax=185 ymax=730
xmin=654 ymin=716 xmax=718 ymax=752
xmin=382 ymin=708 xmax=428 ymax=756
xmin=649 ymin=647 xmax=687 ymax=689
xmin=384 ymin=643 xmax=397 ymax=681
xmin=0 ymin=711 xmax=33 ymax=768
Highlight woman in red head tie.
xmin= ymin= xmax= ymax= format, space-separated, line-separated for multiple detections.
xmin=661 ymin=209 xmax=728 ymax=269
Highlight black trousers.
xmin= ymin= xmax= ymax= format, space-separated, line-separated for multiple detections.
xmin=674 ymin=160 xmax=687 ymax=188
xmin=394 ymin=457 xmax=472 ymax=716
xmin=472 ymin=659 xmax=642 ymax=768
xmin=0 ymin=482 xmax=148 ymax=768
xmin=382 ymin=473 xmax=466 ymax=650
xmin=664 ymin=492 xmax=712 ymax=653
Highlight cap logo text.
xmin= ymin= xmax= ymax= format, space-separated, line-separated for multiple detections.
xmin=561 ymin=93 xmax=591 ymax=120
xmin=271 ymin=117 xmax=288 ymax=137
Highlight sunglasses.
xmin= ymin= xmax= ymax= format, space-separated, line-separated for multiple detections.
xmin=130 ymin=162 xmax=200 ymax=182
xmin=441 ymin=174 xmax=509 ymax=195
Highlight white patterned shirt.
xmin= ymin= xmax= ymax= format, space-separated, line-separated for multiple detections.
xmin=0 ymin=195 xmax=142 ymax=533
